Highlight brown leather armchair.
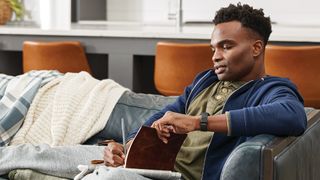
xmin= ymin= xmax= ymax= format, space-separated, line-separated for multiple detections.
xmin=154 ymin=42 xmax=213 ymax=96
xmin=23 ymin=41 xmax=92 ymax=74
xmin=265 ymin=45 xmax=320 ymax=108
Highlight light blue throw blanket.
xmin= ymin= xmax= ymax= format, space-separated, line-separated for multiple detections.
xmin=0 ymin=71 xmax=62 ymax=146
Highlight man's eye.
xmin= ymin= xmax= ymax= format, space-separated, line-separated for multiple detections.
xmin=211 ymin=48 xmax=215 ymax=53
xmin=223 ymin=45 xmax=231 ymax=49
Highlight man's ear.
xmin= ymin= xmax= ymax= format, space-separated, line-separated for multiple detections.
xmin=252 ymin=40 xmax=264 ymax=57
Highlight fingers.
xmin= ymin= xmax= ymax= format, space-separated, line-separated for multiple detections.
xmin=164 ymin=125 xmax=175 ymax=133
xmin=157 ymin=112 xmax=196 ymax=134
xmin=152 ymin=122 xmax=172 ymax=144
xmin=155 ymin=129 xmax=169 ymax=144
xmin=103 ymin=143 xmax=125 ymax=167
xmin=152 ymin=121 xmax=174 ymax=132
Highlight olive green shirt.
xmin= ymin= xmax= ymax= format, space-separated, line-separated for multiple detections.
xmin=174 ymin=81 xmax=244 ymax=180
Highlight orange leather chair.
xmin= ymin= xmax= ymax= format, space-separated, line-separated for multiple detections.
xmin=23 ymin=41 xmax=92 ymax=74
xmin=265 ymin=45 xmax=320 ymax=108
xmin=154 ymin=42 xmax=213 ymax=96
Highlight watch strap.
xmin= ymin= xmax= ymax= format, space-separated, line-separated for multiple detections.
xmin=200 ymin=112 xmax=209 ymax=131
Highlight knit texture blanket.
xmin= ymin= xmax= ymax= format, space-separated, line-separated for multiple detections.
xmin=0 ymin=71 xmax=62 ymax=146
xmin=11 ymin=71 xmax=128 ymax=146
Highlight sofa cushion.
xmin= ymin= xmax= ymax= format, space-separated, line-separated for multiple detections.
xmin=84 ymin=92 xmax=177 ymax=144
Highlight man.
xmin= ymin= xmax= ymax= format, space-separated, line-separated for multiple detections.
xmin=104 ymin=3 xmax=307 ymax=180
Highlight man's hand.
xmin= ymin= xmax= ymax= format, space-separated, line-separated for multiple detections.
xmin=103 ymin=142 xmax=126 ymax=167
xmin=151 ymin=111 xmax=200 ymax=143
xmin=151 ymin=123 xmax=173 ymax=144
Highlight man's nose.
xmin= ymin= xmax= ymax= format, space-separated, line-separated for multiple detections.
xmin=212 ymin=50 xmax=223 ymax=63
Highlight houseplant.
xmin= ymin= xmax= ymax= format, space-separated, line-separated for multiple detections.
xmin=0 ymin=0 xmax=24 ymax=25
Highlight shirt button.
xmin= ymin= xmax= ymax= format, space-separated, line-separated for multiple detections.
xmin=215 ymin=95 xmax=222 ymax=100
xmin=221 ymin=88 xmax=228 ymax=93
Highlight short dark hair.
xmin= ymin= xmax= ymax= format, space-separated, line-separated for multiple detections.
xmin=213 ymin=3 xmax=272 ymax=45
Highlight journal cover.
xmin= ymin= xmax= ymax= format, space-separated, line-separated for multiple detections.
xmin=124 ymin=126 xmax=187 ymax=171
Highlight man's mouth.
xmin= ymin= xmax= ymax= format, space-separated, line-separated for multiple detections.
xmin=214 ymin=65 xmax=226 ymax=74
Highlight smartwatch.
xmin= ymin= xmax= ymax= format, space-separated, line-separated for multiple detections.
xmin=200 ymin=112 xmax=209 ymax=131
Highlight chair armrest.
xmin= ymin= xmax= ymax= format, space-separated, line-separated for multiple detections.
xmin=261 ymin=109 xmax=320 ymax=180
xmin=220 ymin=109 xmax=320 ymax=180
xmin=220 ymin=134 xmax=275 ymax=180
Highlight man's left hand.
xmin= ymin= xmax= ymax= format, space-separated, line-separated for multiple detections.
xmin=151 ymin=111 xmax=200 ymax=143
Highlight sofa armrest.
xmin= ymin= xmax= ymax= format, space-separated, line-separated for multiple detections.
xmin=220 ymin=109 xmax=320 ymax=180
xmin=220 ymin=134 xmax=275 ymax=180
xmin=262 ymin=109 xmax=320 ymax=180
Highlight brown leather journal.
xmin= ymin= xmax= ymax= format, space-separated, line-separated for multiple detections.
xmin=124 ymin=126 xmax=187 ymax=171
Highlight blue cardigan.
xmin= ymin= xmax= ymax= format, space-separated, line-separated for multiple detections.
xmin=128 ymin=70 xmax=307 ymax=180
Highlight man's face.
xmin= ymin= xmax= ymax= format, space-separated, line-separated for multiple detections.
xmin=210 ymin=21 xmax=260 ymax=82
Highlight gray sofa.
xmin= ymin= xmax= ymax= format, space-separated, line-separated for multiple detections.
xmin=87 ymin=92 xmax=320 ymax=180
xmin=220 ymin=108 xmax=320 ymax=180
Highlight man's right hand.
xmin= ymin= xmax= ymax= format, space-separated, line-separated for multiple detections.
xmin=103 ymin=142 xmax=125 ymax=167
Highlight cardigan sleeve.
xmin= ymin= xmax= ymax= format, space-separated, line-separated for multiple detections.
xmin=228 ymin=86 xmax=307 ymax=136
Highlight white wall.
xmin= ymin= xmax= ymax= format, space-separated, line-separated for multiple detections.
xmin=107 ymin=0 xmax=320 ymax=26
xmin=107 ymin=0 xmax=143 ymax=21
xmin=183 ymin=0 xmax=320 ymax=26
xmin=107 ymin=0 xmax=177 ymax=24
xmin=23 ymin=0 xmax=39 ymax=23
xmin=24 ymin=0 xmax=70 ymax=29
xmin=24 ymin=0 xmax=320 ymax=26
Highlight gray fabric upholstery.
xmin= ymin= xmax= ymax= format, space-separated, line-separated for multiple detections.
xmin=84 ymin=91 xmax=177 ymax=144
xmin=221 ymin=108 xmax=319 ymax=180
xmin=274 ymin=113 xmax=320 ymax=180
xmin=220 ymin=134 xmax=274 ymax=180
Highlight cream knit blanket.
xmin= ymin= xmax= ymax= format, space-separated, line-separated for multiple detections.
xmin=10 ymin=72 xmax=128 ymax=146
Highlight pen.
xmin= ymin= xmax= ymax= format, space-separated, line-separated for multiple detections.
xmin=121 ymin=118 xmax=127 ymax=155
